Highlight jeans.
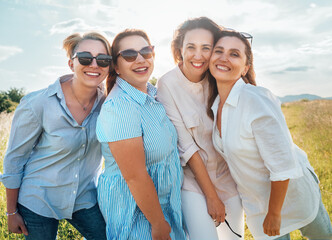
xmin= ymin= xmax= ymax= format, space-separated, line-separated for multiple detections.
xmin=18 ymin=203 xmax=107 ymax=240
xmin=275 ymin=196 xmax=332 ymax=240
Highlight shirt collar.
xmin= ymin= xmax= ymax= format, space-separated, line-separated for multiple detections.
xmin=116 ymin=76 xmax=156 ymax=105
xmin=211 ymin=79 xmax=246 ymax=117
xmin=47 ymin=74 xmax=105 ymax=103
xmin=225 ymin=79 xmax=246 ymax=107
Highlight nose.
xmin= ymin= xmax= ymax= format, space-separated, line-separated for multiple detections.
xmin=193 ymin=49 xmax=203 ymax=59
xmin=90 ymin=58 xmax=98 ymax=68
xmin=135 ymin=53 xmax=146 ymax=63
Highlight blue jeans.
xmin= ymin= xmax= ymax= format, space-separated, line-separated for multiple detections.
xmin=18 ymin=203 xmax=107 ymax=240
xmin=275 ymin=197 xmax=332 ymax=240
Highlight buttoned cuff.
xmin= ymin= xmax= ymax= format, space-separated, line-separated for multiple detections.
xmin=0 ymin=172 xmax=23 ymax=189
xmin=270 ymin=167 xmax=303 ymax=181
xmin=180 ymin=144 xmax=200 ymax=167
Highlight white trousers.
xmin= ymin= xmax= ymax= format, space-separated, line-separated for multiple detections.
xmin=182 ymin=190 xmax=244 ymax=240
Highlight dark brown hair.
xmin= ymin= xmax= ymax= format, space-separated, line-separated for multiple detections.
xmin=106 ymin=29 xmax=152 ymax=94
xmin=207 ymin=30 xmax=256 ymax=119
xmin=171 ymin=16 xmax=222 ymax=64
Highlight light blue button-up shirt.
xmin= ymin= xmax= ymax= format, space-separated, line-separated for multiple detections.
xmin=0 ymin=74 xmax=105 ymax=220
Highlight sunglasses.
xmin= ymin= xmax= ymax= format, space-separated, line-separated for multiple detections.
xmin=215 ymin=218 xmax=242 ymax=238
xmin=117 ymin=45 xmax=154 ymax=62
xmin=223 ymin=28 xmax=253 ymax=46
xmin=72 ymin=52 xmax=112 ymax=67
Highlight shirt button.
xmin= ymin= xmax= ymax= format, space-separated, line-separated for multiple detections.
xmin=82 ymin=127 xmax=85 ymax=131
xmin=73 ymin=190 xmax=76 ymax=194
xmin=77 ymin=158 xmax=80 ymax=161
xmin=75 ymin=174 xmax=78 ymax=178
xmin=82 ymin=144 xmax=85 ymax=148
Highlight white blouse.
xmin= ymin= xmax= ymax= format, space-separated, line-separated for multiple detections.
xmin=157 ymin=66 xmax=238 ymax=202
xmin=212 ymin=79 xmax=320 ymax=240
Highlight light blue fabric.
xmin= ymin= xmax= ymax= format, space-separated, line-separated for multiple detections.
xmin=96 ymin=77 xmax=186 ymax=240
xmin=0 ymin=74 xmax=105 ymax=220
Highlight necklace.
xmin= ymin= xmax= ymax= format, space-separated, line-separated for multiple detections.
xmin=70 ymin=81 xmax=96 ymax=111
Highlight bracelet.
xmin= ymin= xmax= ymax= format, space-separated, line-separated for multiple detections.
xmin=6 ymin=209 xmax=18 ymax=217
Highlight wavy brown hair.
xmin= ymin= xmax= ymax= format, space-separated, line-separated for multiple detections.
xmin=171 ymin=16 xmax=222 ymax=64
xmin=207 ymin=30 xmax=256 ymax=119
xmin=106 ymin=29 xmax=152 ymax=94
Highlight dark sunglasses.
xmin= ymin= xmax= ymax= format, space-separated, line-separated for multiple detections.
xmin=72 ymin=52 xmax=112 ymax=67
xmin=215 ymin=218 xmax=242 ymax=238
xmin=117 ymin=45 xmax=154 ymax=62
xmin=223 ymin=28 xmax=253 ymax=46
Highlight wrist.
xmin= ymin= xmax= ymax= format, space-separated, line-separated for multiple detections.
xmin=6 ymin=209 xmax=18 ymax=217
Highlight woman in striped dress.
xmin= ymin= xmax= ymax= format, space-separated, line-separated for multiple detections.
xmin=96 ymin=29 xmax=186 ymax=240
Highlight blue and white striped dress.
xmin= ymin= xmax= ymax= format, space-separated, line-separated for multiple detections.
xmin=96 ymin=77 xmax=186 ymax=240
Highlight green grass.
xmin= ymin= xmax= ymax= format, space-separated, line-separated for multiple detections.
xmin=1 ymin=100 xmax=331 ymax=239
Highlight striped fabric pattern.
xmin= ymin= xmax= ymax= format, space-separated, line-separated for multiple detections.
xmin=96 ymin=77 xmax=186 ymax=240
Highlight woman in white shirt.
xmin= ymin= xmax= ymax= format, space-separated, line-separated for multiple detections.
xmin=157 ymin=17 xmax=244 ymax=240
xmin=208 ymin=29 xmax=332 ymax=240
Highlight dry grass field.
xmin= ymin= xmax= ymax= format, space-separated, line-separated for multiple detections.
xmin=0 ymin=99 xmax=331 ymax=239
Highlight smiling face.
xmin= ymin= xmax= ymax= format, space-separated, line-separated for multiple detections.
xmin=69 ymin=39 xmax=110 ymax=88
xmin=180 ymin=28 xmax=214 ymax=82
xmin=209 ymin=36 xmax=249 ymax=85
xmin=115 ymin=35 xmax=154 ymax=92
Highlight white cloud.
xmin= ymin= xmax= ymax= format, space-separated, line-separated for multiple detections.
xmin=40 ymin=66 xmax=70 ymax=79
xmin=50 ymin=18 xmax=91 ymax=35
xmin=0 ymin=45 xmax=23 ymax=62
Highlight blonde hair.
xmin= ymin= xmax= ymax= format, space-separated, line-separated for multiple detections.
xmin=63 ymin=32 xmax=111 ymax=58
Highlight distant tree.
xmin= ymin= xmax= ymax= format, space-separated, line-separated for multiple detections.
xmin=7 ymin=87 xmax=25 ymax=103
xmin=149 ymin=77 xmax=157 ymax=86
xmin=0 ymin=87 xmax=25 ymax=113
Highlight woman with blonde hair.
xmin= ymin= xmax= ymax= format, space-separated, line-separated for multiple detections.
xmin=1 ymin=31 xmax=111 ymax=240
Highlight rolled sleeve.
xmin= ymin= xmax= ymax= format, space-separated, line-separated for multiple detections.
xmin=251 ymin=92 xmax=303 ymax=181
xmin=2 ymin=97 xmax=42 ymax=189
xmin=96 ymin=97 xmax=142 ymax=143
xmin=157 ymin=81 xmax=199 ymax=166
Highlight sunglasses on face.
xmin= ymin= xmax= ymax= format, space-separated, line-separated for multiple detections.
xmin=223 ymin=28 xmax=253 ymax=46
xmin=72 ymin=52 xmax=112 ymax=67
xmin=117 ymin=45 xmax=154 ymax=62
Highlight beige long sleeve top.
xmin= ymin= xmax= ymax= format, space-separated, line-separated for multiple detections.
xmin=157 ymin=66 xmax=238 ymax=202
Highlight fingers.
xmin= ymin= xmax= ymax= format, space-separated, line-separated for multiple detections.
xmin=19 ymin=222 xmax=29 ymax=236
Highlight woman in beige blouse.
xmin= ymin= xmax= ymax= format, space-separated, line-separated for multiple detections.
xmin=157 ymin=17 xmax=244 ymax=240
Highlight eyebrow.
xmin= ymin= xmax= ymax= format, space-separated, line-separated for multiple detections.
xmin=186 ymin=43 xmax=212 ymax=47
xmin=214 ymin=46 xmax=241 ymax=52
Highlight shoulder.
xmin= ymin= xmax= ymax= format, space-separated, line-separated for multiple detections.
xmin=157 ymin=67 xmax=179 ymax=88
xmin=241 ymin=84 xmax=280 ymax=107
xmin=102 ymin=90 xmax=140 ymax=116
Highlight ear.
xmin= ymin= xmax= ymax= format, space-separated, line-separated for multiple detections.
xmin=114 ymin=65 xmax=119 ymax=75
xmin=242 ymin=65 xmax=250 ymax=76
xmin=68 ymin=59 xmax=74 ymax=72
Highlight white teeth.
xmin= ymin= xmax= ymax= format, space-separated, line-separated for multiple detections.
xmin=134 ymin=67 xmax=147 ymax=72
xmin=192 ymin=63 xmax=203 ymax=67
xmin=86 ymin=72 xmax=99 ymax=76
xmin=216 ymin=65 xmax=230 ymax=71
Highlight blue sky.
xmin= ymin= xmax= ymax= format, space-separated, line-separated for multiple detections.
xmin=1 ymin=0 xmax=331 ymax=97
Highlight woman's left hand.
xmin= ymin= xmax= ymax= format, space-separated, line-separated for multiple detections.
xmin=263 ymin=212 xmax=281 ymax=236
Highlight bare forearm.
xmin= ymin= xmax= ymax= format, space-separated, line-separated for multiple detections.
xmin=126 ymin=172 xmax=165 ymax=226
xmin=6 ymin=188 xmax=19 ymax=213
xmin=188 ymin=152 xmax=218 ymax=199
xmin=268 ymin=180 xmax=289 ymax=215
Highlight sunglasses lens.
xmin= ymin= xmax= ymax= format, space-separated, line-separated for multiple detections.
xmin=140 ymin=46 xmax=154 ymax=59
xmin=77 ymin=52 xmax=93 ymax=66
xmin=96 ymin=54 xmax=112 ymax=67
xmin=120 ymin=50 xmax=138 ymax=62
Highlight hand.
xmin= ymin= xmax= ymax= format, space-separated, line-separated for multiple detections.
xmin=263 ymin=211 xmax=281 ymax=236
xmin=151 ymin=220 xmax=172 ymax=240
xmin=206 ymin=195 xmax=226 ymax=226
xmin=7 ymin=213 xmax=28 ymax=236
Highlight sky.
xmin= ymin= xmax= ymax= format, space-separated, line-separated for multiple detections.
xmin=0 ymin=0 xmax=332 ymax=98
